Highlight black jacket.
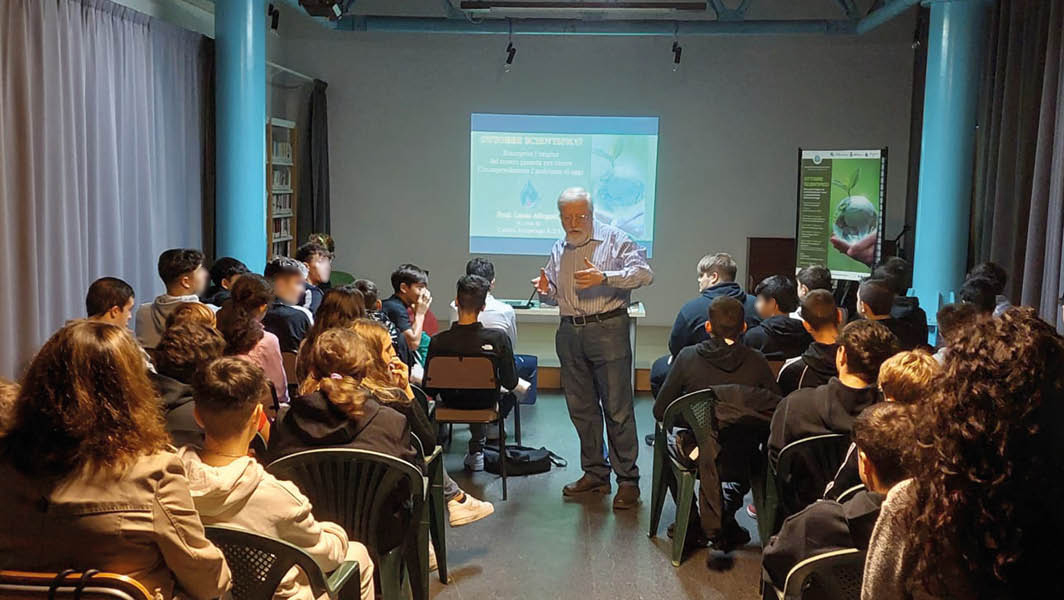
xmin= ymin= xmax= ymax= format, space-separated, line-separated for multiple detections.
xmin=653 ymin=337 xmax=782 ymax=539
xmin=268 ymin=391 xmax=420 ymax=470
xmin=201 ymin=287 xmax=231 ymax=308
xmin=425 ymin=322 xmax=518 ymax=410
xmin=776 ymin=342 xmax=839 ymax=397
xmin=742 ymin=315 xmax=813 ymax=361
xmin=150 ymin=372 xmax=203 ymax=449
xmin=262 ymin=301 xmax=312 ymax=353
xmin=762 ymin=490 xmax=885 ymax=589
xmin=890 ymin=297 xmax=930 ymax=350
xmin=667 ymin=282 xmax=760 ymax=356
xmin=768 ymin=378 xmax=882 ymax=467
xmin=879 ymin=316 xmax=929 ymax=352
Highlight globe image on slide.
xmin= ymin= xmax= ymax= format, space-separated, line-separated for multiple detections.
xmin=833 ymin=194 xmax=877 ymax=243
xmin=591 ymin=135 xmax=650 ymax=237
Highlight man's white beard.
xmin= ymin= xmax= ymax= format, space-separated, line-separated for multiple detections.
xmin=566 ymin=230 xmax=591 ymax=246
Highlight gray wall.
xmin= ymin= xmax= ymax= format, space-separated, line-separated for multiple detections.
xmin=279 ymin=18 xmax=916 ymax=326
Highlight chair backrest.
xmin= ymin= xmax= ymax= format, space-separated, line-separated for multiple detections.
xmin=266 ymin=449 xmax=424 ymax=559
xmin=204 ymin=525 xmax=334 ymax=600
xmin=661 ymin=388 xmax=719 ymax=449
xmin=409 ymin=384 xmax=431 ymax=416
xmin=281 ymin=352 xmax=298 ymax=384
xmin=0 ymin=570 xmax=152 ymax=600
xmin=423 ymin=355 xmax=497 ymax=390
xmin=834 ymin=484 xmax=866 ymax=504
xmin=776 ymin=433 xmax=852 ymax=515
xmin=782 ymin=548 xmax=865 ymax=600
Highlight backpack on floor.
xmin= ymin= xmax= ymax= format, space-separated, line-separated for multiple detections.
xmin=483 ymin=444 xmax=567 ymax=476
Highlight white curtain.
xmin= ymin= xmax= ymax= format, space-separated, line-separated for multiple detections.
xmin=0 ymin=0 xmax=207 ymax=377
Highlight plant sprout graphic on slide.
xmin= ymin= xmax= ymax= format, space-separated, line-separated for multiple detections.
xmin=592 ymin=136 xmax=647 ymax=236
xmin=829 ymin=167 xmax=878 ymax=267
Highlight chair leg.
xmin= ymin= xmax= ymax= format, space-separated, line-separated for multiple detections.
xmin=514 ymin=402 xmax=522 ymax=446
xmin=403 ymin=518 xmax=430 ymax=600
xmin=672 ymin=472 xmax=697 ymax=568
xmin=378 ymin=549 xmax=404 ymax=600
xmin=648 ymin=425 xmax=667 ymax=538
xmin=499 ymin=417 xmax=508 ymax=501
xmin=428 ymin=456 xmax=448 ymax=584
xmin=446 ymin=424 xmax=454 ymax=451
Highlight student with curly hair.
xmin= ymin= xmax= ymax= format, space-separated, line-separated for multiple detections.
xmin=294 ymin=286 xmax=366 ymax=381
xmin=216 ymin=274 xmax=288 ymax=407
xmin=0 ymin=321 xmax=230 ymax=599
xmin=863 ymin=307 xmax=1064 ymax=599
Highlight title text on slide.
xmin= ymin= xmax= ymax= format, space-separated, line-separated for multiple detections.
xmin=478 ymin=134 xmax=585 ymax=146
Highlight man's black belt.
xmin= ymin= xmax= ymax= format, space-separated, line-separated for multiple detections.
xmin=561 ymin=307 xmax=628 ymax=326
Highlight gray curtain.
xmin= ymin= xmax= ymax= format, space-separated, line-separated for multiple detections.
xmin=298 ymin=79 xmax=330 ymax=241
xmin=972 ymin=0 xmax=1064 ymax=330
xmin=0 ymin=0 xmax=209 ymax=377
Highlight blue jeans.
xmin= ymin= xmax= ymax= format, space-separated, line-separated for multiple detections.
xmin=556 ymin=315 xmax=639 ymax=485
xmin=514 ymin=354 xmax=538 ymax=404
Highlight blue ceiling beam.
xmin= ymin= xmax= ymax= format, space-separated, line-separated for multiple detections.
xmin=856 ymin=0 xmax=921 ymax=34
xmin=336 ymin=15 xmax=856 ymax=35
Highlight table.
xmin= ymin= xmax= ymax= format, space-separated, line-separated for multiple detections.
xmin=504 ymin=300 xmax=646 ymax=387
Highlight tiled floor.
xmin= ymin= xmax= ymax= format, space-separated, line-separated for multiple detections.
xmin=430 ymin=392 xmax=764 ymax=600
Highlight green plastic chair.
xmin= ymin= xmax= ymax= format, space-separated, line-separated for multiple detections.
xmin=410 ymin=433 xmax=447 ymax=585
xmin=266 ymin=449 xmax=427 ymax=600
xmin=763 ymin=547 xmax=866 ymax=600
xmin=204 ymin=525 xmax=360 ymax=600
xmin=330 ymin=270 xmax=355 ymax=287
xmin=410 ymin=384 xmax=434 ymax=421
xmin=647 ymin=388 xmax=719 ymax=567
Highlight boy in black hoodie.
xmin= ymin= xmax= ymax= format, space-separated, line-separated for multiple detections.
xmin=874 ymin=257 xmax=930 ymax=347
xmin=777 ymin=290 xmax=842 ymax=396
xmin=768 ymin=319 xmax=899 ymax=469
xmin=742 ymin=275 xmax=812 ymax=360
xmin=654 ymin=297 xmax=782 ymax=553
xmin=649 ymin=253 xmax=758 ymax=398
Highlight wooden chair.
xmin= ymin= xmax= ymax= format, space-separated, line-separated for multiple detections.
xmin=267 ymin=449 xmax=427 ymax=600
xmin=423 ymin=355 xmax=513 ymax=500
xmin=0 ymin=570 xmax=152 ymax=600
xmin=204 ymin=525 xmax=360 ymax=600
xmin=647 ymin=388 xmax=719 ymax=567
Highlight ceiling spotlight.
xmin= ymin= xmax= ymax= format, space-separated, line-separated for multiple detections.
xmin=268 ymin=4 xmax=280 ymax=31
xmin=504 ymin=21 xmax=516 ymax=73
xmin=671 ymin=40 xmax=682 ymax=71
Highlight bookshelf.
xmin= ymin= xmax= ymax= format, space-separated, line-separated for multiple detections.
xmin=267 ymin=118 xmax=298 ymax=258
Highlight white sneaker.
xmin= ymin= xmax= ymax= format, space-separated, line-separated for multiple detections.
xmin=464 ymin=451 xmax=485 ymax=472
xmin=428 ymin=543 xmax=438 ymax=572
xmin=448 ymin=492 xmax=495 ymax=527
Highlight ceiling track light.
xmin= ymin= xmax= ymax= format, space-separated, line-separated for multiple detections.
xmin=504 ymin=20 xmax=517 ymax=72
xmin=671 ymin=40 xmax=682 ymax=70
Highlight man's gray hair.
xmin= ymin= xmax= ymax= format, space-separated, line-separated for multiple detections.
xmin=697 ymin=253 xmax=737 ymax=282
xmin=557 ymin=187 xmax=594 ymax=211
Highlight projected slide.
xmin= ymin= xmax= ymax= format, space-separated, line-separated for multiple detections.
xmin=469 ymin=113 xmax=658 ymax=256
xmin=795 ymin=149 xmax=887 ymax=281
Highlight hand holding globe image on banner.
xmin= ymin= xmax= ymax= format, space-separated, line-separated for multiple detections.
xmin=829 ymin=167 xmax=878 ymax=267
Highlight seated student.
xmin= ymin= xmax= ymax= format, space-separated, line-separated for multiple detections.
xmin=450 ymin=257 xmax=538 ymax=405
xmin=932 ymin=302 xmax=982 ymax=364
xmin=86 ymin=276 xmax=136 ymax=329
xmin=295 ymin=242 xmax=333 ymax=314
xmin=262 ymin=256 xmax=314 ymax=353
xmin=202 ymin=257 xmax=249 ymax=307
xmin=180 ymin=358 xmax=375 ymax=600
xmin=425 ymin=275 xmax=518 ymax=472
xmin=152 ymin=322 xmax=227 ymax=448
xmin=136 ymin=248 xmax=212 ymax=349
xmin=796 ymin=265 xmax=833 ymax=301
xmin=269 ymin=328 xmax=418 ymax=468
xmin=768 ymin=319 xmax=898 ymax=467
xmin=823 ymin=349 xmax=938 ymax=500
xmin=165 ymin=301 xmax=218 ymax=330
xmin=354 ymin=278 xmax=415 ymax=367
xmin=349 ymin=319 xmax=495 ymax=528
xmin=966 ymin=261 xmax=1011 ymax=316
xmin=763 ymin=402 xmax=916 ymax=591
xmin=653 ymin=296 xmax=782 ymax=553
xmin=864 ymin=308 xmax=1064 ymax=599
xmin=381 ymin=264 xmax=433 ymax=357
xmin=857 ymin=278 xmax=927 ymax=351
xmin=958 ymin=275 xmax=997 ymax=316
xmin=650 ymin=253 xmax=759 ymax=398
xmin=873 ymin=257 xmax=929 ymax=345
xmin=0 ymin=321 xmax=230 ymax=600
xmin=295 ymin=286 xmax=366 ymax=381
xmin=218 ymin=274 xmax=289 ymax=408
xmin=777 ymin=290 xmax=842 ymax=396
xmin=742 ymin=275 xmax=812 ymax=360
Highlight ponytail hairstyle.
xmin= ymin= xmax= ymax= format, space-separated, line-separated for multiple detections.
xmin=216 ymin=274 xmax=272 ymax=355
xmin=299 ymin=328 xmax=403 ymax=419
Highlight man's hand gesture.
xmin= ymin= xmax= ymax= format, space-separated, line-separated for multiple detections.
xmin=574 ymin=258 xmax=606 ymax=290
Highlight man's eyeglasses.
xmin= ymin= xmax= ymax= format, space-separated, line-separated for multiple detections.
xmin=561 ymin=213 xmax=591 ymax=225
